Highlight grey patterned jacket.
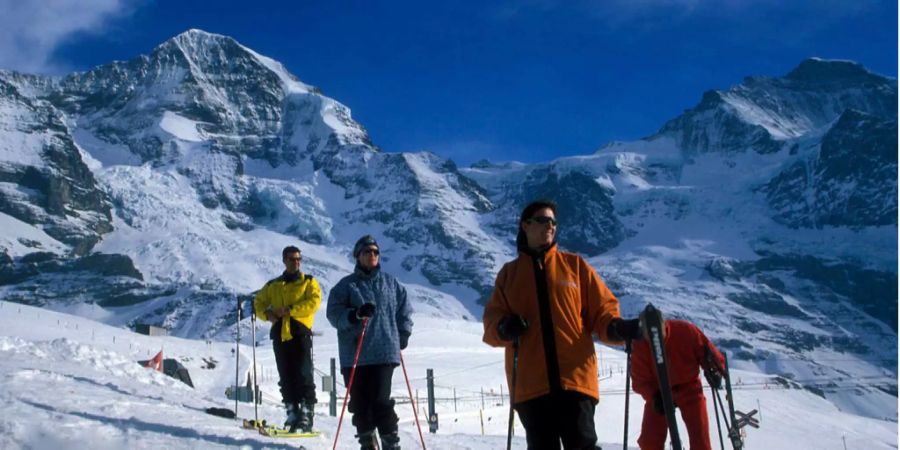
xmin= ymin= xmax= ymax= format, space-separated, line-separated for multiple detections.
xmin=326 ymin=265 xmax=413 ymax=368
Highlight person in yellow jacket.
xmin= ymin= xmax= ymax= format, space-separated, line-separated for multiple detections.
xmin=254 ymin=245 xmax=322 ymax=432
xmin=483 ymin=200 xmax=643 ymax=449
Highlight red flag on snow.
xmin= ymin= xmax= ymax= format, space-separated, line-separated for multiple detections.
xmin=145 ymin=350 xmax=163 ymax=372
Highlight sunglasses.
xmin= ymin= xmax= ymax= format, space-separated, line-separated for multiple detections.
xmin=286 ymin=256 xmax=302 ymax=262
xmin=362 ymin=249 xmax=380 ymax=256
xmin=528 ymin=216 xmax=558 ymax=226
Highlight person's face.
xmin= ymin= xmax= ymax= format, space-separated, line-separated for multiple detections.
xmin=283 ymin=251 xmax=301 ymax=273
xmin=521 ymin=207 xmax=557 ymax=248
xmin=356 ymin=246 xmax=380 ymax=270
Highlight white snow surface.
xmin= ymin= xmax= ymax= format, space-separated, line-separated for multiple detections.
xmin=159 ymin=111 xmax=204 ymax=142
xmin=0 ymin=301 xmax=895 ymax=449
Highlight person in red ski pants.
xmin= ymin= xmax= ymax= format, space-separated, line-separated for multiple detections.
xmin=631 ymin=316 xmax=725 ymax=450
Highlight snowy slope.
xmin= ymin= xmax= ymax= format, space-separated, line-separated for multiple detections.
xmin=1 ymin=302 xmax=896 ymax=449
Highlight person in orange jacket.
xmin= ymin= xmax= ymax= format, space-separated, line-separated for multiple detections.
xmin=483 ymin=199 xmax=643 ymax=449
xmin=631 ymin=313 xmax=726 ymax=450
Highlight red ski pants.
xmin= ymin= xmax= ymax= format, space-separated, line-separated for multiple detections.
xmin=637 ymin=382 xmax=712 ymax=450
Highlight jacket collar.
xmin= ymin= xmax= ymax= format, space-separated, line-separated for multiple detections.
xmin=518 ymin=241 xmax=558 ymax=262
xmin=281 ymin=270 xmax=301 ymax=283
xmin=354 ymin=263 xmax=381 ymax=279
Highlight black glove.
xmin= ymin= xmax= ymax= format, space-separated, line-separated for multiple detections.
xmin=497 ymin=315 xmax=528 ymax=341
xmin=399 ymin=332 xmax=410 ymax=350
xmin=357 ymin=303 xmax=376 ymax=319
xmin=608 ymin=318 xmax=642 ymax=341
xmin=704 ymin=368 xmax=723 ymax=390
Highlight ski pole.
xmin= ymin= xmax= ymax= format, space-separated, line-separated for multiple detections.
xmin=723 ymin=354 xmax=743 ymax=450
xmin=400 ymin=350 xmax=427 ymax=449
xmin=711 ymin=385 xmax=725 ymax=450
xmin=506 ymin=337 xmax=519 ymax=450
xmin=623 ymin=338 xmax=632 ymax=450
xmin=332 ymin=317 xmax=370 ymax=450
xmin=251 ymin=307 xmax=259 ymax=424
xmin=713 ymin=388 xmax=731 ymax=434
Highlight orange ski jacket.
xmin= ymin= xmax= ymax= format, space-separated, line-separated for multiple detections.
xmin=483 ymin=244 xmax=622 ymax=403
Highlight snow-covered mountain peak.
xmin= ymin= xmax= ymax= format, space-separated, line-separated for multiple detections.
xmin=156 ymin=28 xmax=313 ymax=95
xmin=785 ymin=57 xmax=888 ymax=86
xmin=655 ymin=59 xmax=896 ymax=154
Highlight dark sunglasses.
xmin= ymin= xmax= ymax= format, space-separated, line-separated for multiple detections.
xmin=528 ymin=216 xmax=558 ymax=226
xmin=362 ymin=249 xmax=380 ymax=256
xmin=286 ymin=256 xmax=302 ymax=262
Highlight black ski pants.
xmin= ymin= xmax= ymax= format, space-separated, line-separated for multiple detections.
xmin=272 ymin=320 xmax=316 ymax=406
xmin=341 ymin=364 xmax=399 ymax=435
xmin=514 ymin=390 xmax=599 ymax=450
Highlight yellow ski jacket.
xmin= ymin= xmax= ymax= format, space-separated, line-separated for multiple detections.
xmin=254 ymin=272 xmax=321 ymax=342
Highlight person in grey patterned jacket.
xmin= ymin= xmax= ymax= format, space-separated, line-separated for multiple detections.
xmin=327 ymin=235 xmax=413 ymax=450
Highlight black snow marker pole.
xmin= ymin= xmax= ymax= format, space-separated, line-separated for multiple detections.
xmin=623 ymin=338 xmax=633 ymax=450
xmin=506 ymin=337 xmax=519 ymax=450
xmin=234 ymin=297 xmax=242 ymax=419
xmin=251 ymin=305 xmax=259 ymax=424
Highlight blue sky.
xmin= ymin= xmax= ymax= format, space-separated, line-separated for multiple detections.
xmin=1 ymin=0 xmax=896 ymax=165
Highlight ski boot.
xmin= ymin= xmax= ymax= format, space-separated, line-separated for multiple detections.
xmin=380 ymin=430 xmax=401 ymax=450
xmin=356 ymin=430 xmax=378 ymax=450
xmin=295 ymin=401 xmax=313 ymax=433
xmin=302 ymin=400 xmax=315 ymax=432
xmin=283 ymin=402 xmax=301 ymax=432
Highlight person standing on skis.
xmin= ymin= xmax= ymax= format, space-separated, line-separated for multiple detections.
xmin=253 ymin=245 xmax=322 ymax=432
xmin=631 ymin=311 xmax=726 ymax=450
xmin=483 ymin=199 xmax=643 ymax=449
xmin=327 ymin=235 xmax=413 ymax=450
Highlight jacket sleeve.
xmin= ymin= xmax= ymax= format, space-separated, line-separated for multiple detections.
xmin=253 ymin=283 xmax=271 ymax=319
xmin=290 ymin=276 xmax=322 ymax=321
xmin=695 ymin=324 xmax=726 ymax=372
xmin=631 ymin=344 xmax=657 ymax=400
xmin=482 ymin=265 xmax=512 ymax=347
xmin=326 ymin=278 xmax=355 ymax=332
xmin=395 ymin=280 xmax=413 ymax=337
xmin=580 ymin=257 xmax=621 ymax=343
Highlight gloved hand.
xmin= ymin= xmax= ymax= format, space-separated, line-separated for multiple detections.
xmin=497 ymin=315 xmax=528 ymax=341
xmin=608 ymin=318 xmax=642 ymax=341
xmin=357 ymin=303 xmax=376 ymax=319
xmin=704 ymin=368 xmax=723 ymax=390
xmin=399 ymin=332 xmax=410 ymax=350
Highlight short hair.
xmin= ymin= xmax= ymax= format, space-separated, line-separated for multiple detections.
xmin=515 ymin=199 xmax=557 ymax=249
xmin=282 ymin=246 xmax=301 ymax=259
